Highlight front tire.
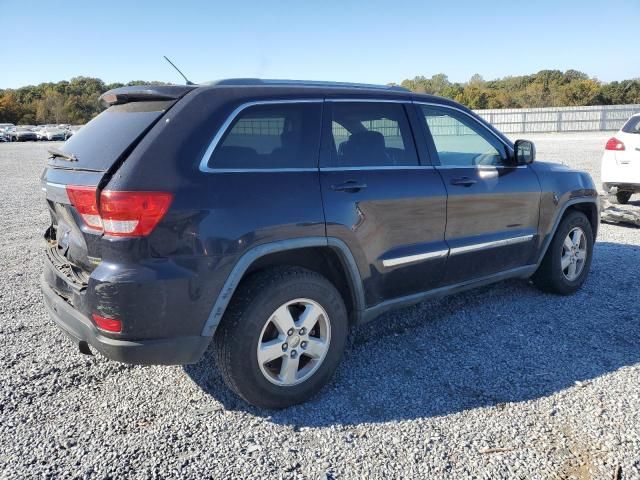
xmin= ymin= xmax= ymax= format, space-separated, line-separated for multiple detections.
xmin=532 ymin=211 xmax=593 ymax=295
xmin=214 ymin=267 xmax=348 ymax=409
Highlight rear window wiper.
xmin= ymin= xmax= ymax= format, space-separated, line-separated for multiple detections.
xmin=47 ymin=147 xmax=78 ymax=162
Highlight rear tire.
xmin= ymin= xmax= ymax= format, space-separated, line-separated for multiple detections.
xmin=531 ymin=210 xmax=593 ymax=295
xmin=609 ymin=191 xmax=632 ymax=205
xmin=214 ymin=266 xmax=348 ymax=409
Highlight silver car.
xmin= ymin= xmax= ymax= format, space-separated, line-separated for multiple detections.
xmin=42 ymin=127 xmax=67 ymax=141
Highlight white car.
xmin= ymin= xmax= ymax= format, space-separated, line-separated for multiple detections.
xmin=601 ymin=113 xmax=640 ymax=204
xmin=41 ymin=127 xmax=67 ymax=141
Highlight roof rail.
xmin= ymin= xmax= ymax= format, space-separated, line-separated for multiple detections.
xmin=205 ymin=78 xmax=409 ymax=92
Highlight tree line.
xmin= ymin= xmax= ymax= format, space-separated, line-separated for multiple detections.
xmin=397 ymin=70 xmax=640 ymax=109
xmin=1 ymin=70 xmax=639 ymax=125
xmin=0 ymin=77 xmax=166 ymax=125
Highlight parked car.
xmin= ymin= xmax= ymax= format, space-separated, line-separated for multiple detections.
xmin=35 ymin=125 xmax=54 ymax=141
xmin=0 ymin=131 xmax=8 ymax=142
xmin=66 ymin=125 xmax=82 ymax=138
xmin=41 ymin=127 xmax=67 ymax=141
xmin=0 ymin=123 xmax=15 ymax=133
xmin=602 ymin=113 xmax=640 ymax=204
xmin=10 ymin=126 xmax=37 ymax=142
xmin=41 ymin=80 xmax=599 ymax=408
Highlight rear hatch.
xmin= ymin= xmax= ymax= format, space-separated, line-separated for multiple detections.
xmin=43 ymin=85 xmax=195 ymax=288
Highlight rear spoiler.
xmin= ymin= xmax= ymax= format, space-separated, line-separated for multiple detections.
xmin=99 ymin=85 xmax=197 ymax=107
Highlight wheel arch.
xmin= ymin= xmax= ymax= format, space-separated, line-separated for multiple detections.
xmin=200 ymin=237 xmax=365 ymax=336
xmin=536 ymin=197 xmax=599 ymax=266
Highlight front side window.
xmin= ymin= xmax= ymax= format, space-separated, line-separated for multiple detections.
xmin=421 ymin=106 xmax=507 ymax=167
xmin=325 ymin=102 xmax=418 ymax=167
xmin=208 ymin=103 xmax=321 ymax=169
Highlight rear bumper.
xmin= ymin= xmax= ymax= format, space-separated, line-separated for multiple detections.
xmin=41 ymin=275 xmax=211 ymax=365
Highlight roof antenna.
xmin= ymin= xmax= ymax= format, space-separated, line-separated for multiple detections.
xmin=163 ymin=56 xmax=195 ymax=85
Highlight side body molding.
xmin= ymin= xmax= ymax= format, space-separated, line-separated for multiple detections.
xmin=200 ymin=237 xmax=365 ymax=336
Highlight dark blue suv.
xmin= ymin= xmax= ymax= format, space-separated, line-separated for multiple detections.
xmin=42 ymin=79 xmax=599 ymax=408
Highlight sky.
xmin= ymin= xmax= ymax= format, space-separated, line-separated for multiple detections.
xmin=1 ymin=0 xmax=638 ymax=89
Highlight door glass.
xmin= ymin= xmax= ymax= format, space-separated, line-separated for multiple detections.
xmin=325 ymin=102 xmax=418 ymax=167
xmin=421 ymin=106 xmax=506 ymax=166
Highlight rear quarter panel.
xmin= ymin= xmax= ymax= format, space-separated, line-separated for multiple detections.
xmin=99 ymin=88 xmax=327 ymax=337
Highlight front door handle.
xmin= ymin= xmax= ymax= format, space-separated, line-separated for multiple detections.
xmin=450 ymin=176 xmax=477 ymax=187
xmin=331 ymin=181 xmax=368 ymax=193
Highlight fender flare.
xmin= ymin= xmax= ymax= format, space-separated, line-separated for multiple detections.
xmin=200 ymin=237 xmax=365 ymax=336
xmin=535 ymin=196 xmax=600 ymax=267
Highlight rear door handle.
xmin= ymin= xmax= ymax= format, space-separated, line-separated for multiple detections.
xmin=450 ymin=176 xmax=477 ymax=187
xmin=331 ymin=181 xmax=368 ymax=192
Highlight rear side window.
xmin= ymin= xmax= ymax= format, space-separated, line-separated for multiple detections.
xmin=621 ymin=116 xmax=640 ymax=134
xmin=325 ymin=102 xmax=418 ymax=168
xmin=57 ymin=101 xmax=173 ymax=171
xmin=207 ymin=103 xmax=322 ymax=169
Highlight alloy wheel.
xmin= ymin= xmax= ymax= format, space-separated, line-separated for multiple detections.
xmin=256 ymin=298 xmax=331 ymax=386
xmin=561 ymin=227 xmax=587 ymax=281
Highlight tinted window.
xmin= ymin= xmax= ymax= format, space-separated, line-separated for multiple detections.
xmin=325 ymin=102 xmax=418 ymax=167
xmin=208 ymin=103 xmax=321 ymax=169
xmin=421 ymin=106 xmax=507 ymax=167
xmin=621 ymin=115 xmax=640 ymax=134
xmin=58 ymin=101 xmax=173 ymax=171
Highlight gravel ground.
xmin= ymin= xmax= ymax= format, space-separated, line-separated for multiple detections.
xmin=1 ymin=135 xmax=639 ymax=479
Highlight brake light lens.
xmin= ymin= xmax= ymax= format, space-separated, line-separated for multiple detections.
xmin=92 ymin=313 xmax=122 ymax=333
xmin=100 ymin=191 xmax=173 ymax=237
xmin=65 ymin=186 xmax=102 ymax=231
xmin=66 ymin=186 xmax=172 ymax=237
xmin=605 ymin=137 xmax=625 ymax=151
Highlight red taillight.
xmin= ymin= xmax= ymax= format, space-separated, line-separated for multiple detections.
xmin=65 ymin=186 xmax=102 ymax=231
xmin=100 ymin=191 xmax=173 ymax=237
xmin=66 ymin=186 xmax=173 ymax=237
xmin=92 ymin=313 xmax=122 ymax=333
xmin=605 ymin=137 xmax=625 ymax=151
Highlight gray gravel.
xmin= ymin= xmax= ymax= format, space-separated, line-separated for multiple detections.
xmin=1 ymin=136 xmax=639 ymax=479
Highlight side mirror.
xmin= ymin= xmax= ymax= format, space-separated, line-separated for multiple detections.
xmin=514 ymin=139 xmax=535 ymax=165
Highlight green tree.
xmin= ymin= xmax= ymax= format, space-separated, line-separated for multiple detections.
xmin=0 ymin=93 xmax=22 ymax=123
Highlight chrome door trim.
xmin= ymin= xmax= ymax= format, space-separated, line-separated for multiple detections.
xmin=382 ymin=249 xmax=449 ymax=268
xmin=199 ymin=99 xmax=324 ymax=173
xmin=434 ymin=165 xmax=528 ymax=170
xmin=449 ymin=234 xmax=534 ymax=256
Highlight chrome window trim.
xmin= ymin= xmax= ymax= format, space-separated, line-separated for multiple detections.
xmin=382 ymin=249 xmax=448 ymax=268
xmin=414 ymin=101 xmax=514 ymax=155
xmin=320 ymin=165 xmax=434 ymax=172
xmin=449 ymin=234 xmax=534 ymax=256
xmin=199 ymin=98 xmax=516 ymax=173
xmin=199 ymin=99 xmax=323 ymax=173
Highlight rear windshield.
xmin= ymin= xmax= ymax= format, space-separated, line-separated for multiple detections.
xmin=54 ymin=100 xmax=173 ymax=170
xmin=621 ymin=116 xmax=640 ymax=134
